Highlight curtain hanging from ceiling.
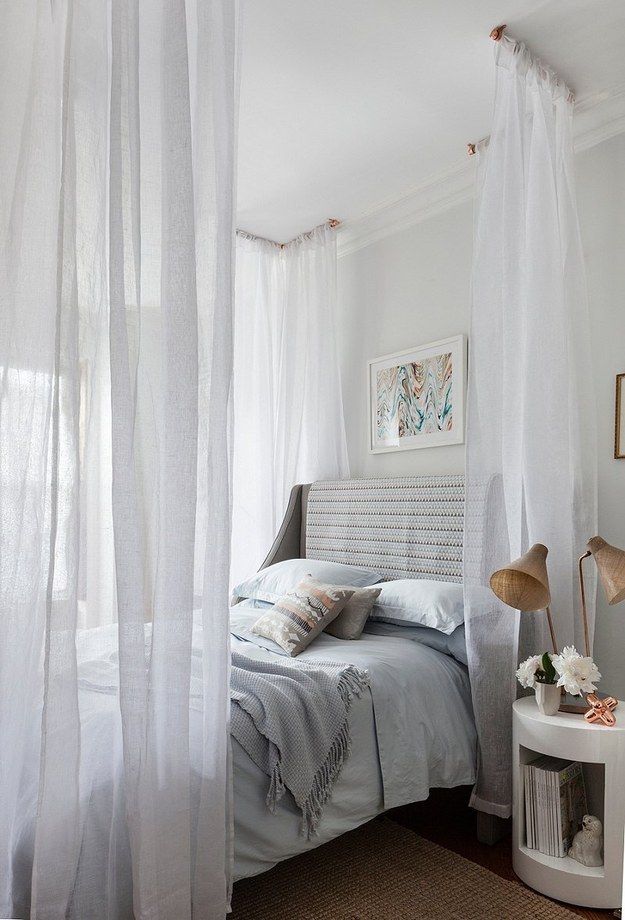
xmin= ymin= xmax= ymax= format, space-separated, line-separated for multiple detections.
xmin=231 ymin=224 xmax=349 ymax=587
xmin=0 ymin=0 xmax=237 ymax=917
xmin=464 ymin=35 xmax=597 ymax=817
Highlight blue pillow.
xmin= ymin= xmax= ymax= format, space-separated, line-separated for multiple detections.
xmin=369 ymin=579 xmax=464 ymax=635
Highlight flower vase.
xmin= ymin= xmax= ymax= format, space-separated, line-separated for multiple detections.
xmin=535 ymin=683 xmax=560 ymax=716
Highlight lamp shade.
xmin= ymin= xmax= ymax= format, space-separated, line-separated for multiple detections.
xmin=490 ymin=543 xmax=551 ymax=611
xmin=587 ymin=536 xmax=625 ymax=606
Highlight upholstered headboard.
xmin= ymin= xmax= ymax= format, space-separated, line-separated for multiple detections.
xmin=261 ymin=475 xmax=465 ymax=583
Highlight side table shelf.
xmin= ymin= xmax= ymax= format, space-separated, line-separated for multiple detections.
xmin=513 ymin=696 xmax=625 ymax=910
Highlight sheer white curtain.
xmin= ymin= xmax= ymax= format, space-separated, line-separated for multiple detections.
xmin=0 ymin=1 xmax=237 ymax=918
xmin=464 ymin=35 xmax=597 ymax=817
xmin=231 ymin=225 xmax=349 ymax=587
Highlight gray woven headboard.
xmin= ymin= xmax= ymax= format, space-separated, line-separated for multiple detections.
xmin=304 ymin=476 xmax=464 ymax=582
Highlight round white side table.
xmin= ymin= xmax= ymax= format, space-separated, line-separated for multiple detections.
xmin=513 ymin=696 xmax=625 ymax=910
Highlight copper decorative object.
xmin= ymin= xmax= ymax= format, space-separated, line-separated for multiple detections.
xmin=584 ymin=694 xmax=618 ymax=727
xmin=490 ymin=543 xmax=558 ymax=654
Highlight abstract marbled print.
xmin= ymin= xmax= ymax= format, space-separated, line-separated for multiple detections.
xmin=376 ymin=352 xmax=452 ymax=440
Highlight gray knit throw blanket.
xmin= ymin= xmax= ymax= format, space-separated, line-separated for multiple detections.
xmin=230 ymin=650 xmax=369 ymax=839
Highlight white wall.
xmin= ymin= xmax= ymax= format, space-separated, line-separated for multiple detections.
xmin=338 ymin=199 xmax=472 ymax=477
xmin=337 ymin=132 xmax=625 ymax=695
xmin=579 ymin=134 xmax=625 ymax=695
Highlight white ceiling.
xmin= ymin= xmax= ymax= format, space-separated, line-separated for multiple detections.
xmin=237 ymin=0 xmax=625 ymax=243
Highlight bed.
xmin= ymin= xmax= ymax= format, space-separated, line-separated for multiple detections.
xmin=230 ymin=475 xmax=477 ymax=879
xmin=13 ymin=475 xmax=477 ymax=915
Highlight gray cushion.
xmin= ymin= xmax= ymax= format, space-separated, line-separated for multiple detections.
xmin=324 ymin=586 xmax=382 ymax=640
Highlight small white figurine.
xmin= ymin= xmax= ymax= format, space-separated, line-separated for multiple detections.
xmin=568 ymin=814 xmax=603 ymax=867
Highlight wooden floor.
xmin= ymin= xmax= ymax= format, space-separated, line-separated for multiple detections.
xmin=387 ymin=786 xmax=616 ymax=920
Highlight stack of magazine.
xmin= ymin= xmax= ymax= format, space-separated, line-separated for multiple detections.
xmin=524 ymin=757 xmax=587 ymax=857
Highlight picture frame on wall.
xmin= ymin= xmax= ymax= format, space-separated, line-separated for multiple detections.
xmin=615 ymin=373 xmax=625 ymax=459
xmin=368 ymin=334 xmax=466 ymax=453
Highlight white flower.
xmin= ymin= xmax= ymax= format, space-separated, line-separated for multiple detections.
xmin=552 ymin=646 xmax=601 ymax=696
xmin=516 ymin=655 xmax=543 ymax=689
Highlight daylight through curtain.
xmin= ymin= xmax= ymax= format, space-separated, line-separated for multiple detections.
xmin=0 ymin=1 xmax=237 ymax=917
xmin=231 ymin=225 xmax=349 ymax=587
xmin=464 ymin=35 xmax=597 ymax=817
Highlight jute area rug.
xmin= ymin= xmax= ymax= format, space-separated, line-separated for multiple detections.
xmin=230 ymin=817 xmax=581 ymax=919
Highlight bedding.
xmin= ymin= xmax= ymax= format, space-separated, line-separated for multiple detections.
xmin=251 ymin=577 xmax=354 ymax=655
xmin=233 ymin=558 xmax=382 ymax=604
xmin=231 ymin=670 xmax=382 ymax=880
xmin=230 ymin=601 xmax=476 ymax=877
xmin=11 ymin=600 xmax=476 ymax=914
xmin=446 ymin=623 xmax=469 ymax=665
xmin=369 ymin=578 xmax=464 ymax=634
xmin=229 ymin=650 xmax=368 ymax=837
xmin=363 ymin=620 xmax=468 ymax=666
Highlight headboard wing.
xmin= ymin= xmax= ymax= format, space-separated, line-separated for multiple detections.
xmin=304 ymin=476 xmax=464 ymax=582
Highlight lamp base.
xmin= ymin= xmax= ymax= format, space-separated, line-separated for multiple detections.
xmin=559 ymin=690 xmax=613 ymax=714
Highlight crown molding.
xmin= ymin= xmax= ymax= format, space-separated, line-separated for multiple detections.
xmin=573 ymin=86 xmax=625 ymax=153
xmin=338 ymin=88 xmax=625 ymax=259
xmin=337 ymin=159 xmax=475 ymax=258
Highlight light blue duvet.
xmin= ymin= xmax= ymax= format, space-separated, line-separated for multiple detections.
xmin=230 ymin=602 xmax=476 ymax=879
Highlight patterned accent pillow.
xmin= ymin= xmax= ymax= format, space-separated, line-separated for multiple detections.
xmin=251 ymin=577 xmax=354 ymax=657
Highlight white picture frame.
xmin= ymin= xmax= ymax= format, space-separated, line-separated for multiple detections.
xmin=368 ymin=334 xmax=466 ymax=453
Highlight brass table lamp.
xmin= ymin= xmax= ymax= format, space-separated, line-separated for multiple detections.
xmin=578 ymin=536 xmax=625 ymax=656
xmin=570 ymin=536 xmax=625 ymax=718
xmin=490 ymin=543 xmax=558 ymax=653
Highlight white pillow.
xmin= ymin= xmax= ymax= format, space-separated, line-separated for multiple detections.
xmin=233 ymin=558 xmax=382 ymax=604
xmin=369 ymin=579 xmax=464 ymax=635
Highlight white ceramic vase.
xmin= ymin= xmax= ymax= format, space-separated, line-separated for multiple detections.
xmin=535 ymin=682 xmax=560 ymax=716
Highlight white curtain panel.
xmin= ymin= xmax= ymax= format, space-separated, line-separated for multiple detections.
xmin=0 ymin=1 xmax=237 ymax=918
xmin=464 ymin=35 xmax=597 ymax=817
xmin=231 ymin=225 xmax=349 ymax=587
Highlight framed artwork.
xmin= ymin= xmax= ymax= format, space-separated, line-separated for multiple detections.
xmin=368 ymin=334 xmax=466 ymax=453
xmin=615 ymin=373 xmax=625 ymax=459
